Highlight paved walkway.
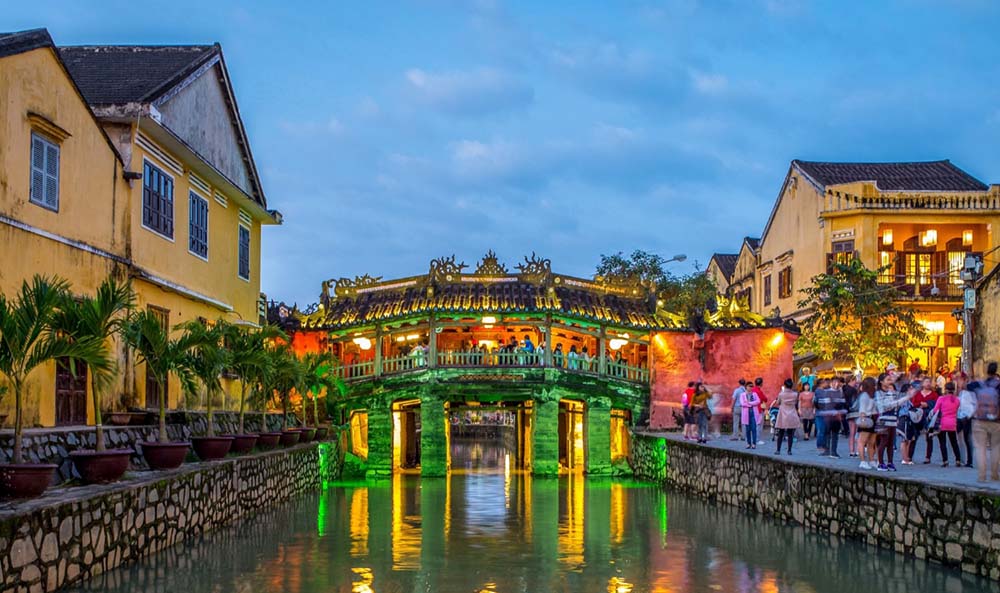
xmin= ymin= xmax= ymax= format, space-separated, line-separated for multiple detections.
xmin=646 ymin=431 xmax=1000 ymax=494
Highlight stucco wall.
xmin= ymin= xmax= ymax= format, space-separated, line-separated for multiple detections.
xmin=630 ymin=434 xmax=1000 ymax=581
xmin=648 ymin=328 xmax=795 ymax=430
xmin=974 ymin=268 xmax=1000 ymax=377
xmin=0 ymin=441 xmax=341 ymax=593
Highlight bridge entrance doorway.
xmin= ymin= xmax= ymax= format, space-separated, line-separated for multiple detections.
xmin=558 ymin=399 xmax=586 ymax=472
xmin=448 ymin=401 xmax=531 ymax=472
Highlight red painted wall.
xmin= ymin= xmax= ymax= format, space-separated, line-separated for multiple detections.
xmin=648 ymin=328 xmax=797 ymax=429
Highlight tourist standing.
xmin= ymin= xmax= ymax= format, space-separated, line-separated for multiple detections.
xmin=875 ymin=373 xmax=912 ymax=472
xmin=798 ymin=383 xmax=815 ymax=440
xmin=822 ymin=377 xmax=846 ymax=458
xmin=553 ymin=343 xmax=564 ymax=368
xmin=813 ymin=378 xmax=831 ymax=454
xmin=682 ymin=382 xmax=697 ymax=440
xmin=931 ymin=382 xmax=962 ymax=467
xmin=740 ymin=383 xmax=762 ymax=449
xmin=692 ymin=383 xmax=711 ymax=444
xmin=567 ymin=345 xmax=580 ymax=370
xmin=843 ymin=376 xmax=860 ymax=457
xmin=752 ymin=378 xmax=768 ymax=445
xmin=956 ymin=373 xmax=976 ymax=468
xmin=972 ymin=364 xmax=1000 ymax=482
xmin=856 ymin=378 xmax=878 ymax=469
xmin=911 ymin=378 xmax=938 ymax=464
xmin=773 ymin=379 xmax=801 ymax=455
xmin=731 ymin=379 xmax=747 ymax=441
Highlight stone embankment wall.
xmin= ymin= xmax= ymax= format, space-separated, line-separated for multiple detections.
xmin=630 ymin=433 xmax=1000 ymax=581
xmin=0 ymin=440 xmax=341 ymax=593
xmin=0 ymin=411 xmax=298 ymax=484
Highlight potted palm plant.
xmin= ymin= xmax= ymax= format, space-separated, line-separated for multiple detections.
xmin=123 ymin=310 xmax=196 ymax=470
xmin=222 ymin=323 xmax=285 ymax=453
xmin=0 ymin=276 xmax=102 ymax=497
xmin=55 ymin=276 xmax=135 ymax=484
xmin=268 ymin=345 xmax=303 ymax=447
xmin=179 ymin=320 xmax=233 ymax=461
xmin=300 ymin=351 xmax=339 ymax=442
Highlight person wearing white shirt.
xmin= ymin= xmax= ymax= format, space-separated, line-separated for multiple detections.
xmin=730 ymin=379 xmax=747 ymax=441
xmin=956 ymin=373 xmax=977 ymax=469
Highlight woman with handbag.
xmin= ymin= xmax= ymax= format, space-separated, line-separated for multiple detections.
xmin=875 ymin=373 xmax=913 ymax=471
xmin=773 ymin=379 xmax=801 ymax=455
xmin=856 ymin=378 xmax=879 ymax=469
xmin=930 ymin=381 xmax=962 ymax=467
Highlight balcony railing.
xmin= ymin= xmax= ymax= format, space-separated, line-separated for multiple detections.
xmin=332 ymin=351 xmax=649 ymax=384
xmin=822 ymin=193 xmax=1000 ymax=214
xmin=878 ymin=279 xmax=964 ymax=300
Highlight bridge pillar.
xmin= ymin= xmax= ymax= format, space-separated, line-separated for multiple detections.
xmin=586 ymin=396 xmax=612 ymax=475
xmin=420 ymin=389 xmax=448 ymax=477
xmin=365 ymin=400 xmax=393 ymax=479
xmin=531 ymin=387 xmax=560 ymax=476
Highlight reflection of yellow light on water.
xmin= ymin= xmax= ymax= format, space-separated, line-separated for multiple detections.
xmin=349 ymin=488 xmax=369 ymax=556
xmin=608 ymin=577 xmax=634 ymax=593
xmin=560 ymin=472 xmax=585 ymax=568
xmin=351 ymin=567 xmax=374 ymax=593
xmin=610 ymin=483 xmax=625 ymax=544
xmin=477 ymin=582 xmax=498 ymax=593
xmin=504 ymin=453 xmax=511 ymax=509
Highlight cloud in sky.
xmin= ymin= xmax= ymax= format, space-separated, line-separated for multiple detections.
xmin=405 ymin=67 xmax=534 ymax=116
xmin=9 ymin=0 xmax=1000 ymax=305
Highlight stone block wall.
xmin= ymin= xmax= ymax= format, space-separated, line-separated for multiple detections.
xmin=630 ymin=433 xmax=1000 ymax=580
xmin=0 ymin=441 xmax=341 ymax=593
xmin=0 ymin=411 xmax=298 ymax=484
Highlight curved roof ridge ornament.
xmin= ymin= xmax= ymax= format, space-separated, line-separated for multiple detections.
xmin=515 ymin=252 xmax=552 ymax=282
xmin=474 ymin=250 xmax=509 ymax=275
xmin=429 ymin=254 xmax=468 ymax=283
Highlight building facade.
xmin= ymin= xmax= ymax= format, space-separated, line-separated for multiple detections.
xmin=753 ymin=160 xmax=999 ymax=372
xmin=0 ymin=29 xmax=278 ymax=427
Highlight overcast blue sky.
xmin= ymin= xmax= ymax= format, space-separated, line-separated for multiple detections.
xmin=7 ymin=1 xmax=1000 ymax=305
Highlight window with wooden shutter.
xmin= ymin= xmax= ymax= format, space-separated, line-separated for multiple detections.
xmin=763 ymin=274 xmax=772 ymax=306
xmin=238 ymin=224 xmax=251 ymax=280
xmin=188 ymin=191 xmax=209 ymax=259
xmin=142 ymin=160 xmax=174 ymax=239
xmin=29 ymin=133 xmax=59 ymax=211
xmin=778 ymin=267 xmax=792 ymax=299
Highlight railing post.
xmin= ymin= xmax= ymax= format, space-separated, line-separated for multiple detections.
xmin=374 ymin=327 xmax=383 ymax=377
xmin=598 ymin=328 xmax=607 ymax=376
xmin=428 ymin=315 xmax=438 ymax=368
xmin=544 ymin=316 xmax=553 ymax=367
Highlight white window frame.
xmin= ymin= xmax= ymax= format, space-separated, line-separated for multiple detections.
xmin=29 ymin=132 xmax=60 ymax=211
xmin=141 ymin=158 xmax=176 ymax=242
xmin=187 ymin=190 xmax=210 ymax=261
xmin=237 ymin=223 xmax=251 ymax=281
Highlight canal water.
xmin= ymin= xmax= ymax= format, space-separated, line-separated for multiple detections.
xmin=69 ymin=442 xmax=989 ymax=593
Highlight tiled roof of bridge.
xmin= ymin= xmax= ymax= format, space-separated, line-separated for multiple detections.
xmin=311 ymin=278 xmax=659 ymax=331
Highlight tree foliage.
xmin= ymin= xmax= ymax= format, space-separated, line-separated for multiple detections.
xmin=795 ymin=258 xmax=928 ymax=371
xmin=596 ymin=250 xmax=717 ymax=328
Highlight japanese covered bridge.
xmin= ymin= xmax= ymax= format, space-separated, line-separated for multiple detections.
xmin=277 ymin=252 xmax=796 ymax=478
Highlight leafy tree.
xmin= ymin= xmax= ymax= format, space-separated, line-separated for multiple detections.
xmin=123 ymin=310 xmax=198 ymax=443
xmin=596 ymin=250 xmax=717 ymax=328
xmin=260 ymin=344 xmax=304 ymax=430
xmin=795 ymin=258 xmax=928 ymax=372
xmin=177 ymin=320 xmax=228 ymax=437
xmin=300 ymin=351 xmax=342 ymax=427
xmin=52 ymin=276 xmax=134 ymax=451
xmin=223 ymin=323 xmax=286 ymax=434
xmin=0 ymin=276 xmax=107 ymax=463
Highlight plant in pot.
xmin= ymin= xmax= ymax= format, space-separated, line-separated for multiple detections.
xmin=267 ymin=344 xmax=304 ymax=447
xmin=300 ymin=351 xmax=341 ymax=442
xmin=222 ymin=323 xmax=286 ymax=453
xmin=178 ymin=320 xmax=233 ymax=461
xmin=123 ymin=309 xmax=197 ymax=470
xmin=54 ymin=276 xmax=136 ymax=484
xmin=0 ymin=276 xmax=105 ymax=497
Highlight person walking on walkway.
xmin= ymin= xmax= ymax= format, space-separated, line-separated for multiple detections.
xmin=773 ymin=379 xmax=801 ymax=455
xmin=856 ymin=377 xmax=879 ymax=469
xmin=911 ymin=378 xmax=938 ymax=464
xmin=843 ymin=376 xmax=861 ymax=457
xmin=752 ymin=378 xmax=768 ymax=445
xmin=956 ymin=373 xmax=976 ymax=468
xmin=740 ymin=384 xmax=762 ymax=449
xmin=731 ymin=379 xmax=747 ymax=441
xmin=692 ymin=383 xmax=711 ymax=444
xmin=875 ymin=373 xmax=912 ymax=472
xmin=813 ymin=378 xmax=831 ymax=454
xmin=797 ymin=383 xmax=815 ymax=440
xmin=931 ymin=381 xmax=962 ymax=467
xmin=972 ymin=365 xmax=1000 ymax=482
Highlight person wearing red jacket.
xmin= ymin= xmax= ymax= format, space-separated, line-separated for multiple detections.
xmin=752 ymin=378 xmax=768 ymax=445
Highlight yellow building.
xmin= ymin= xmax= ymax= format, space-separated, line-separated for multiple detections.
xmin=709 ymin=237 xmax=759 ymax=310
xmin=0 ymin=29 xmax=279 ymax=427
xmin=755 ymin=159 xmax=999 ymax=372
xmin=706 ymin=253 xmax=737 ymax=295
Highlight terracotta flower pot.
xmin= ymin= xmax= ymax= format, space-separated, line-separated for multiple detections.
xmin=0 ymin=463 xmax=58 ymax=498
xmin=106 ymin=413 xmax=134 ymax=426
xmin=140 ymin=442 xmax=191 ymax=470
xmin=69 ymin=449 xmax=132 ymax=484
xmin=314 ymin=426 xmax=329 ymax=441
xmin=279 ymin=430 xmax=301 ymax=447
xmin=223 ymin=434 xmax=258 ymax=454
xmin=256 ymin=432 xmax=281 ymax=450
xmin=297 ymin=428 xmax=317 ymax=443
xmin=191 ymin=436 xmax=235 ymax=461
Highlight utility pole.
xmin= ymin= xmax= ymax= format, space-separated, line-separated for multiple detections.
xmin=959 ymin=253 xmax=984 ymax=375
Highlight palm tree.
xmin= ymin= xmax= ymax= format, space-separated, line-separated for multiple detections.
xmin=0 ymin=276 xmax=105 ymax=463
xmin=123 ymin=310 xmax=197 ymax=443
xmin=224 ymin=323 xmax=286 ymax=434
xmin=264 ymin=344 xmax=304 ymax=431
xmin=300 ymin=351 xmax=341 ymax=428
xmin=52 ymin=276 xmax=134 ymax=452
xmin=177 ymin=320 xmax=227 ymax=437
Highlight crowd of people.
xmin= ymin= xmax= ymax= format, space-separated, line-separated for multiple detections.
xmin=680 ymin=362 xmax=1000 ymax=483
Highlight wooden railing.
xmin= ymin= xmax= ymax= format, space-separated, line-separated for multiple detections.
xmin=333 ymin=351 xmax=649 ymax=384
